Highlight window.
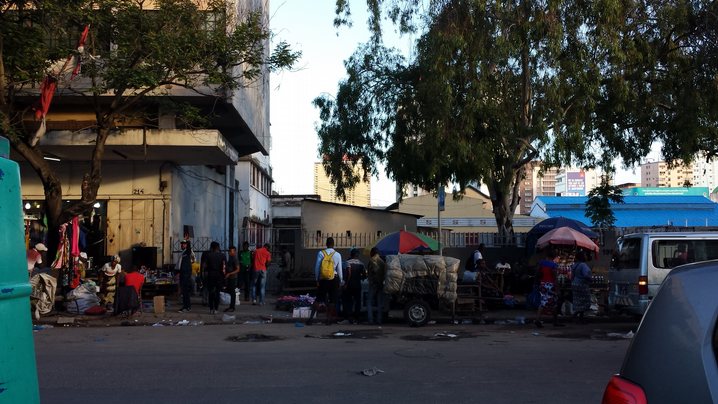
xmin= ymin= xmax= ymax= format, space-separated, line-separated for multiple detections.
xmin=613 ymin=238 xmax=642 ymax=270
xmin=652 ymin=239 xmax=718 ymax=268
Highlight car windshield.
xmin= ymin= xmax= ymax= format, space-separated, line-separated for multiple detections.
xmin=612 ymin=237 xmax=641 ymax=270
xmin=652 ymin=239 xmax=718 ymax=268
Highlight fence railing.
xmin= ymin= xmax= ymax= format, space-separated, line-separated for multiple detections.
xmin=302 ymin=232 xmax=384 ymax=249
xmin=301 ymin=231 xmax=528 ymax=249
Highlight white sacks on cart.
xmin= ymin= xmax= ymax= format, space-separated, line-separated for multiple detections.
xmin=384 ymin=254 xmax=459 ymax=301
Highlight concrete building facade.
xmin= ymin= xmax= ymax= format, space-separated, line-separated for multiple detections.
xmin=641 ymin=161 xmax=693 ymax=188
xmin=14 ymin=0 xmax=276 ymax=268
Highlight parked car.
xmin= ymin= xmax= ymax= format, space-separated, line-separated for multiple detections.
xmin=609 ymin=232 xmax=718 ymax=316
xmin=601 ymin=260 xmax=718 ymax=404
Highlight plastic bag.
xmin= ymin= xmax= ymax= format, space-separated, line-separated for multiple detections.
xmin=526 ymin=286 xmax=541 ymax=310
xmin=219 ymin=292 xmax=231 ymax=305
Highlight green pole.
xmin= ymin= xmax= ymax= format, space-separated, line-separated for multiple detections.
xmin=0 ymin=136 xmax=41 ymax=403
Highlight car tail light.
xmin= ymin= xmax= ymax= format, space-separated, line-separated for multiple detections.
xmin=601 ymin=375 xmax=647 ymax=404
xmin=638 ymin=276 xmax=648 ymax=295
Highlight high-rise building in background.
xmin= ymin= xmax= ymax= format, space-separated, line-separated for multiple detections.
xmin=516 ymin=162 xmax=559 ymax=214
xmin=397 ymin=183 xmax=431 ymax=200
xmin=691 ymin=158 xmax=718 ymax=192
xmin=641 ymin=160 xmax=693 ymax=188
xmin=314 ymin=162 xmax=371 ymax=207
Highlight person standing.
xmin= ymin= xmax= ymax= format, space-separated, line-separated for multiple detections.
xmin=306 ymin=237 xmax=342 ymax=326
xmin=534 ymin=250 xmax=564 ymax=328
xmin=341 ymin=247 xmax=366 ymax=324
xmin=224 ymin=246 xmax=240 ymax=312
xmin=252 ymin=243 xmax=271 ymax=305
xmin=366 ymin=247 xmax=386 ymax=325
xmin=276 ymin=245 xmax=292 ymax=295
xmin=570 ymin=251 xmax=593 ymax=324
xmin=238 ymin=242 xmax=252 ymax=302
xmin=177 ymin=236 xmax=193 ymax=313
xmin=99 ymin=255 xmax=122 ymax=309
xmin=202 ymin=241 xmax=226 ymax=314
xmin=473 ymin=243 xmax=485 ymax=269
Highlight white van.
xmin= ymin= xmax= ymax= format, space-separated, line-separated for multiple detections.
xmin=609 ymin=232 xmax=718 ymax=316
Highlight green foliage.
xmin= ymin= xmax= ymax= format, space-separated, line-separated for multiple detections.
xmin=319 ymin=0 xmax=718 ymax=233
xmin=585 ymin=177 xmax=625 ymax=230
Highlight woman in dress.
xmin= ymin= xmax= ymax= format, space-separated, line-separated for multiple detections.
xmin=571 ymin=251 xmax=592 ymax=324
xmin=534 ymin=249 xmax=564 ymax=328
xmin=98 ymin=255 xmax=122 ymax=308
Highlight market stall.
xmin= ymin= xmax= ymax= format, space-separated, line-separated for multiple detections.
xmin=535 ymin=226 xmax=607 ymax=315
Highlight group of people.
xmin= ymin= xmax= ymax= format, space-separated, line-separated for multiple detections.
xmin=533 ymin=249 xmax=593 ymax=327
xmin=176 ymin=237 xmax=288 ymax=314
xmin=304 ymin=237 xmax=386 ymax=326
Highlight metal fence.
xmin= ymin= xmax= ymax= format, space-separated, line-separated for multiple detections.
xmin=301 ymin=231 xmax=529 ymax=249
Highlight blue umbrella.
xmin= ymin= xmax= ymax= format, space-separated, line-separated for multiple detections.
xmin=528 ymin=217 xmax=597 ymax=238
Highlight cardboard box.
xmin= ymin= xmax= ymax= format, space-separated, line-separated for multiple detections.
xmin=153 ymin=296 xmax=165 ymax=314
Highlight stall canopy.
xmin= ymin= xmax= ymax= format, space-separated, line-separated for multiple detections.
xmin=536 ymin=226 xmax=599 ymax=252
xmin=363 ymin=230 xmax=443 ymax=256
xmin=529 ymin=217 xmax=597 ymax=238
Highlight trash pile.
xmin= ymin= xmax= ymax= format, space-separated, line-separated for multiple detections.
xmin=384 ymin=254 xmax=460 ymax=301
xmin=275 ymin=294 xmax=316 ymax=310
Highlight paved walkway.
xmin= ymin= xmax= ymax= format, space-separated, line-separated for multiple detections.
xmin=33 ymin=292 xmax=636 ymax=328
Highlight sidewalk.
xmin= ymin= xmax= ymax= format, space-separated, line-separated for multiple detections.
xmin=33 ymin=293 xmax=636 ymax=328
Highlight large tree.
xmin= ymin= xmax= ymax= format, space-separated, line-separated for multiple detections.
xmin=316 ymin=0 xmax=718 ymax=234
xmin=1 ymin=0 xmax=298 ymax=243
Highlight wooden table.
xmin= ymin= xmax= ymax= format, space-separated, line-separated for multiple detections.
xmin=140 ymin=283 xmax=180 ymax=299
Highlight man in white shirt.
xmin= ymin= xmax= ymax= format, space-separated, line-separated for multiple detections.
xmin=495 ymin=256 xmax=511 ymax=273
xmin=472 ymin=243 xmax=485 ymax=269
xmin=307 ymin=237 xmax=343 ymax=326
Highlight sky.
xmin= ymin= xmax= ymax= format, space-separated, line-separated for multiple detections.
xmin=267 ymin=1 xmax=643 ymax=206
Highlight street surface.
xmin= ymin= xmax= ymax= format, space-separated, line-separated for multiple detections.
xmin=34 ymin=322 xmax=633 ymax=404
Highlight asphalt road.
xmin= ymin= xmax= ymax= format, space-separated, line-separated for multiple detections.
xmin=34 ymin=323 xmax=634 ymax=404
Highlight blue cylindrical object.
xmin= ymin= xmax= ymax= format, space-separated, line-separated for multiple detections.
xmin=0 ymin=136 xmax=41 ymax=403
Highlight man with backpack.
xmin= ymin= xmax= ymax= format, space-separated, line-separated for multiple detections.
xmin=340 ymin=247 xmax=366 ymax=324
xmin=306 ymin=237 xmax=343 ymax=326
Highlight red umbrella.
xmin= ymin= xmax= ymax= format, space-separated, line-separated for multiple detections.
xmin=536 ymin=226 xmax=599 ymax=252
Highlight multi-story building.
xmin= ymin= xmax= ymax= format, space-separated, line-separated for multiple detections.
xmin=397 ymin=183 xmax=431 ymax=199
xmin=691 ymin=158 xmax=718 ymax=192
xmin=313 ymin=162 xmax=371 ymax=207
xmin=14 ymin=0 xmax=275 ymax=267
xmin=641 ymin=161 xmax=693 ymax=188
xmin=515 ymin=162 xmax=559 ymax=215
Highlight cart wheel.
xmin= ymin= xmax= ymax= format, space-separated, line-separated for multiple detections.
xmin=404 ymin=299 xmax=431 ymax=327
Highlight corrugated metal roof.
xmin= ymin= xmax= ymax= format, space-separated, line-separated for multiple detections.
xmin=546 ymin=209 xmax=718 ymax=228
xmin=536 ymin=196 xmax=715 ymax=205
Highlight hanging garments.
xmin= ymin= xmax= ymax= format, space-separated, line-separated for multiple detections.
xmin=71 ymin=217 xmax=80 ymax=257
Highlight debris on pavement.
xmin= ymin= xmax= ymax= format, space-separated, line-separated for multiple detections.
xmin=222 ymin=314 xmax=236 ymax=322
xmin=358 ymin=367 xmax=385 ymax=377
xmin=606 ymin=331 xmax=634 ymax=339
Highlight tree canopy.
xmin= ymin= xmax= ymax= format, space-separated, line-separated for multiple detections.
xmin=317 ymin=0 xmax=718 ymax=234
xmin=1 ymin=0 xmax=299 ymax=229
xmin=584 ymin=177 xmax=625 ymax=230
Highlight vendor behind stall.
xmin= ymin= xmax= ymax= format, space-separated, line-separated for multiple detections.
xmin=98 ymin=255 xmax=122 ymax=308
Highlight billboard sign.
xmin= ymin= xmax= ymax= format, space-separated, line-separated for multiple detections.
xmin=565 ymin=171 xmax=586 ymax=196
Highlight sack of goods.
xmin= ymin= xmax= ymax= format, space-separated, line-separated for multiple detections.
xmin=65 ymin=281 xmax=101 ymax=314
xmin=437 ymin=257 xmax=459 ymax=299
xmin=384 ymin=254 xmax=459 ymax=299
